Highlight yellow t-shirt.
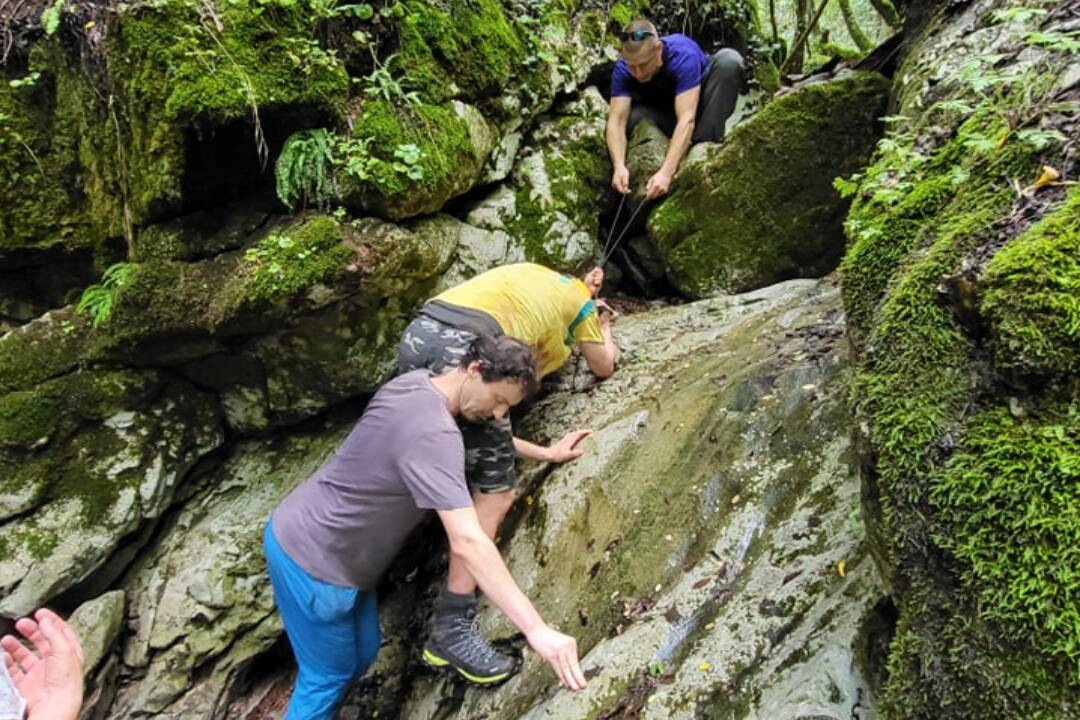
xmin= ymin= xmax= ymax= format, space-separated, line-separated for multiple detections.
xmin=433 ymin=263 xmax=604 ymax=376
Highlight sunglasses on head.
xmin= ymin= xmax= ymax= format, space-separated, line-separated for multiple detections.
xmin=620 ymin=29 xmax=654 ymax=42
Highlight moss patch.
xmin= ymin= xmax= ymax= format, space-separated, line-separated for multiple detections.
xmin=336 ymin=99 xmax=482 ymax=220
xmin=981 ymin=187 xmax=1080 ymax=380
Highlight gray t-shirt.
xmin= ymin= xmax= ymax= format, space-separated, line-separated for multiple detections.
xmin=271 ymin=370 xmax=473 ymax=590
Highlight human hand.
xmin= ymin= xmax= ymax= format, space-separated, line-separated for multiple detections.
xmin=645 ymin=168 xmax=673 ymax=199
xmin=545 ymin=429 xmax=592 ymax=463
xmin=583 ymin=266 xmax=605 ymax=296
xmin=612 ymin=165 xmax=630 ymax=194
xmin=2 ymin=608 xmax=85 ymax=720
xmin=595 ymin=299 xmax=614 ymax=328
xmin=525 ymin=623 xmax=586 ymax=690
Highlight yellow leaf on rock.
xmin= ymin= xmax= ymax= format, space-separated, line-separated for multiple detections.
xmin=698 ymin=662 xmax=712 ymax=672
xmin=1033 ymin=165 xmax=1061 ymax=189
xmin=837 ymin=561 xmax=846 ymax=577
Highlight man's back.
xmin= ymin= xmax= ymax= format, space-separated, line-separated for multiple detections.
xmin=271 ymin=370 xmax=472 ymax=590
xmin=432 ymin=263 xmax=602 ymax=375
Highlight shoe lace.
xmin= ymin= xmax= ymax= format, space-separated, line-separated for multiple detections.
xmin=450 ymin=608 xmax=507 ymax=667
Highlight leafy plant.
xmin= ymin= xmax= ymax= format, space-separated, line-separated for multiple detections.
xmin=275 ymin=128 xmax=336 ymax=210
xmin=360 ymin=53 xmax=421 ymax=106
xmin=40 ymin=0 xmax=65 ymax=36
xmin=76 ymin=263 xmax=135 ymax=327
xmin=392 ymin=143 xmax=424 ymax=180
xmin=8 ymin=71 xmax=41 ymax=89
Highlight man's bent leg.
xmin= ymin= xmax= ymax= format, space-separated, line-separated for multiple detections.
xmin=628 ymin=102 xmax=678 ymax=137
xmin=446 ymin=488 xmax=517 ymax=594
xmin=693 ymin=48 xmax=746 ymax=143
xmin=264 ymin=522 xmax=377 ymax=719
xmin=424 ymin=416 xmax=519 ymax=683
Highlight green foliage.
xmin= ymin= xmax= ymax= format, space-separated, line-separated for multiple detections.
xmin=8 ymin=72 xmax=41 ymax=89
xmin=40 ymin=0 xmax=65 ymax=36
xmin=76 ymin=263 xmax=135 ymax=327
xmin=275 ymin=128 xmax=335 ymax=210
xmin=359 ymin=53 xmax=420 ymax=105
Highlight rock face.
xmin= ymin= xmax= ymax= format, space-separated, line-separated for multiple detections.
xmin=339 ymin=278 xmax=890 ymax=720
xmin=647 ymin=70 xmax=891 ymax=298
xmin=839 ymin=0 xmax=1080 ymax=717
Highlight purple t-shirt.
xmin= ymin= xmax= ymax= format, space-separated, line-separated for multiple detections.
xmin=271 ymin=370 xmax=473 ymax=590
xmin=611 ymin=34 xmax=708 ymax=104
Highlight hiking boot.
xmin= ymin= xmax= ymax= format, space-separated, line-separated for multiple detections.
xmin=422 ymin=590 xmax=518 ymax=685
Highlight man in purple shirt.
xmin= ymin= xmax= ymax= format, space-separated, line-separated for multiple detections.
xmin=264 ymin=335 xmax=587 ymax=719
xmin=606 ymin=19 xmax=746 ymax=199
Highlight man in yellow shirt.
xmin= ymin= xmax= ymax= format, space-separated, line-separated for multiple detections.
xmin=396 ymin=263 xmax=618 ymax=683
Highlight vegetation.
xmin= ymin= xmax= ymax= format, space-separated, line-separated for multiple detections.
xmin=76 ymin=263 xmax=136 ymax=327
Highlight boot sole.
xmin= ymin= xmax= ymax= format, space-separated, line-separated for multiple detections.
xmin=422 ymin=648 xmax=513 ymax=685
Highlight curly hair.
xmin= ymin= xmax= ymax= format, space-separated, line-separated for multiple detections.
xmin=464 ymin=334 xmax=539 ymax=397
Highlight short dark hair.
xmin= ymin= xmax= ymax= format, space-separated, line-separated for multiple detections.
xmin=465 ymin=334 xmax=539 ymax=397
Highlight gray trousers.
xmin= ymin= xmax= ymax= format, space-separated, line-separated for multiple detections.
xmin=627 ymin=48 xmax=746 ymax=143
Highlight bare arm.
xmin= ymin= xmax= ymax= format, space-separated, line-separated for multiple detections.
xmin=579 ymin=314 xmax=618 ymax=379
xmin=606 ymin=96 xmax=632 ymax=193
xmin=437 ymin=507 xmax=586 ymax=690
xmin=662 ymin=87 xmax=700 ymax=175
xmin=646 ymin=87 xmax=700 ymax=199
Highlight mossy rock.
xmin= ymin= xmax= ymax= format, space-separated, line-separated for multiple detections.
xmin=0 ymin=43 xmax=125 ymax=259
xmin=335 ymin=99 xmax=494 ymax=221
xmin=104 ymin=0 xmax=349 ymax=224
xmin=395 ymin=0 xmax=527 ymax=106
xmin=839 ymin=2 xmax=1080 ymax=714
xmin=648 ymin=70 xmax=890 ymax=298
xmin=465 ymin=88 xmax=612 ymax=273
xmin=0 ymin=370 xmax=223 ymax=617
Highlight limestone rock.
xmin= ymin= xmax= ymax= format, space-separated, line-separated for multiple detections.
xmin=347 ymin=278 xmax=891 ymax=719
xmin=67 ymin=591 xmax=126 ymax=676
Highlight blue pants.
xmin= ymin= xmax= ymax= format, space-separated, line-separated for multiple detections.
xmin=263 ymin=521 xmax=380 ymax=720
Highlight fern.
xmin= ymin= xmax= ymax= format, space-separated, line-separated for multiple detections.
xmin=76 ymin=263 xmax=135 ymax=327
xmin=275 ymin=128 xmax=336 ymax=211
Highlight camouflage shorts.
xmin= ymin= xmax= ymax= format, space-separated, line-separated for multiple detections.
xmin=397 ymin=315 xmax=517 ymax=494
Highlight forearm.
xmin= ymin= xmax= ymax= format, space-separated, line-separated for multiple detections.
xmin=602 ymin=324 xmax=619 ymax=366
xmin=661 ymin=118 xmax=695 ymax=175
xmin=453 ymin=533 xmax=544 ymax=635
xmin=514 ymin=436 xmax=553 ymax=462
xmin=607 ymin=118 xmax=628 ymax=169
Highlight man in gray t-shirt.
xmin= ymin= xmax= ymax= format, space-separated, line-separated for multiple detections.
xmin=265 ymin=335 xmax=587 ymax=720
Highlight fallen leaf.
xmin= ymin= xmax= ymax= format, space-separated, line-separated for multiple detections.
xmin=837 ymin=560 xmax=846 ymax=577
xmin=698 ymin=662 xmax=712 ymax=672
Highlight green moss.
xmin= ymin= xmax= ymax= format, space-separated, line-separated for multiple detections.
xmin=242 ymin=215 xmax=350 ymax=302
xmin=0 ymin=309 xmax=91 ymax=395
xmin=396 ymin=0 xmax=526 ymax=105
xmin=106 ymin=0 xmax=349 ymax=222
xmin=981 ymin=187 xmax=1080 ymax=380
xmin=0 ymin=389 xmax=65 ymax=449
xmin=839 ymin=49 xmax=1079 ymax=718
xmin=929 ymin=400 xmax=1079 ymax=678
xmin=0 ymin=43 xmax=124 ymax=255
xmin=647 ymin=71 xmax=890 ymax=297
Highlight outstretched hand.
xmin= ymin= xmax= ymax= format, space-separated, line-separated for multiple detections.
xmin=526 ymin=623 xmax=587 ymax=691
xmin=546 ymin=429 xmax=592 ymax=463
xmin=1 ymin=608 xmax=84 ymax=720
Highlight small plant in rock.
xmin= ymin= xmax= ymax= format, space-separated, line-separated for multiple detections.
xmin=359 ymin=53 xmax=421 ymax=106
xmin=392 ymin=143 xmax=424 ymax=180
xmin=40 ymin=0 xmax=66 ymax=36
xmin=275 ymin=128 xmax=336 ymax=210
xmin=8 ymin=71 xmax=41 ymax=89
xmin=77 ymin=263 xmax=135 ymax=327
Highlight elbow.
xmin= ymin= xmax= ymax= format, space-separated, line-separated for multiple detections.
xmin=590 ymin=356 xmax=616 ymax=379
xmin=448 ymin=529 xmax=488 ymax=566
